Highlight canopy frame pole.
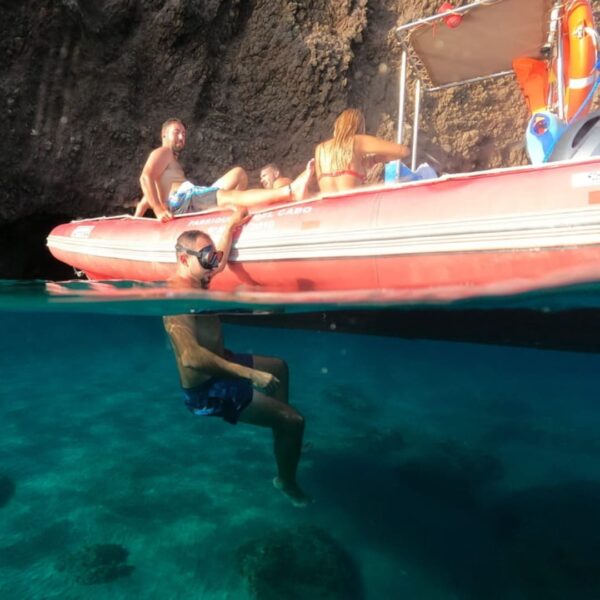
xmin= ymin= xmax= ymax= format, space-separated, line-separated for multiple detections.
xmin=426 ymin=70 xmax=513 ymax=92
xmin=395 ymin=0 xmax=497 ymax=36
xmin=556 ymin=7 xmax=566 ymax=120
xmin=396 ymin=49 xmax=408 ymax=179
xmin=411 ymin=79 xmax=422 ymax=171
xmin=397 ymin=49 xmax=408 ymax=144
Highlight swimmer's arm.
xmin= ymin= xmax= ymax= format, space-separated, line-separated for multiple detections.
xmin=139 ymin=147 xmax=173 ymax=222
xmin=163 ymin=315 xmax=263 ymax=383
xmin=212 ymin=208 xmax=250 ymax=275
xmin=354 ymin=134 xmax=410 ymax=161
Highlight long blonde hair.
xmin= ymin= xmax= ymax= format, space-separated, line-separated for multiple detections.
xmin=328 ymin=109 xmax=366 ymax=171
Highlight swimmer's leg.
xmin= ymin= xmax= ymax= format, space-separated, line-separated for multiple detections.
xmin=239 ymin=391 xmax=311 ymax=507
xmin=249 ymin=356 xmax=312 ymax=451
xmin=253 ymin=355 xmax=289 ymax=405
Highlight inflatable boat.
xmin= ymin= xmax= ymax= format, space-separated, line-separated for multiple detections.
xmin=47 ymin=0 xmax=600 ymax=299
xmin=47 ymin=157 xmax=600 ymax=295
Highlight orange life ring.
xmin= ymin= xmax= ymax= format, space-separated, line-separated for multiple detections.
xmin=563 ymin=0 xmax=598 ymax=121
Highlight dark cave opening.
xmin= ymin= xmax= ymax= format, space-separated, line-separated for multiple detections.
xmin=0 ymin=214 xmax=77 ymax=281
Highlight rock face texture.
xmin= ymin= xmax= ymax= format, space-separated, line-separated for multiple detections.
xmin=1 ymin=0 xmax=598 ymax=277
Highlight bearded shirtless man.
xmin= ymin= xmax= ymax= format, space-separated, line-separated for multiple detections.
xmin=136 ymin=118 xmax=312 ymax=222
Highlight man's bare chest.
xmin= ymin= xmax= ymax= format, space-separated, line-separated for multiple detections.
xmin=195 ymin=316 xmax=224 ymax=354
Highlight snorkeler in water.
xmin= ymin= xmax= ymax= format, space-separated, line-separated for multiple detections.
xmin=162 ymin=207 xmax=311 ymax=507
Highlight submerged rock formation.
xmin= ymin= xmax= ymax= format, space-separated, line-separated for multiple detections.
xmin=0 ymin=474 xmax=16 ymax=508
xmin=2 ymin=0 xmax=600 ymax=277
xmin=55 ymin=543 xmax=134 ymax=585
xmin=490 ymin=481 xmax=600 ymax=599
xmin=395 ymin=439 xmax=504 ymax=508
xmin=237 ymin=525 xmax=363 ymax=600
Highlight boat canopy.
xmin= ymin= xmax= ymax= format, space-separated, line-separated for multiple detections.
xmin=393 ymin=0 xmax=558 ymax=170
xmin=396 ymin=0 xmax=554 ymax=90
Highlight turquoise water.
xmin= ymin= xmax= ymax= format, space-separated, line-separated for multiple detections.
xmin=2 ymin=282 xmax=600 ymax=598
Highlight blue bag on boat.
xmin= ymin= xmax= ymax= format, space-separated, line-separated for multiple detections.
xmin=384 ymin=160 xmax=416 ymax=182
xmin=384 ymin=160 xmax=438 ymax=183
xmin=526 ymin=111 xmax=567 ymax=165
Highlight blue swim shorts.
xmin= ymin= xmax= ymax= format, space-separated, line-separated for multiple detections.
xmin=168 ymin=182 xmax=220 ymax=214
xmin=182 ymin=353 xmax=254 ymax=424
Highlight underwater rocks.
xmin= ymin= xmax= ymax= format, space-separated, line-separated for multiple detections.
xmin=237 ymin=525 xmax=363 ymax=600
xmin=321 ymin=383 xmax=374 ymax=411
xmin=341 ymin=427 xmax=405 ymax=456
xmin=490 ymin=481 xmax=600 ymax=599
xmin=0 ymin=474 xmax=15 ymax=508
xmin=395 ymin=440 xmax=504 ymax=509
xmin=56 ymin=543 xmax=134 ymax=585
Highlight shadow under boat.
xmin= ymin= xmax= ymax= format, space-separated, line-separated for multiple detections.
xmin=222 ymin=307 xmax=600 ymax=354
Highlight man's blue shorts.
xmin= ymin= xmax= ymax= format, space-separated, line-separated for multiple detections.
xmin=182 ymin=353 xmax=254 ymax=424
xmin=168 ymin=184 xmax=220 ymax=214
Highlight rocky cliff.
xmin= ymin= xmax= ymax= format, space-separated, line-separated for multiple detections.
xmin=1 ymin=0 xmax=597 ymax=278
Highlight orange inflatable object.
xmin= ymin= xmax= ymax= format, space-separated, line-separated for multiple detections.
xmin=514 ymin=0 xmax=597 ymax=121
xmin=513 ymin=57 xmax=549 ymax=115
xmin=563 ymin=0 xmax=597 ymax=121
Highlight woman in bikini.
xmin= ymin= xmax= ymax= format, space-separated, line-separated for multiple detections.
xmin=315 ymin=108 xmax=410 ymax=193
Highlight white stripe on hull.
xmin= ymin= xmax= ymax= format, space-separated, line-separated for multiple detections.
xmin=47 ymin=207 xmax=600 ymax=263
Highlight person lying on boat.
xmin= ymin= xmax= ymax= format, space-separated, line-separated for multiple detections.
xmin=260 ymin=162 xmax=293 ymax=189
xmin=315 ymin=108 xmax=410 ymax=192
xmin=136 ymin=118 xmax=312 ymax=222
xmin=163 ymin=211 xmax=311 ymax=507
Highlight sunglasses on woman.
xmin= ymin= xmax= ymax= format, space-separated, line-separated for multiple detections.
xmin=176 ymin=243 xmax=223 ymax=270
